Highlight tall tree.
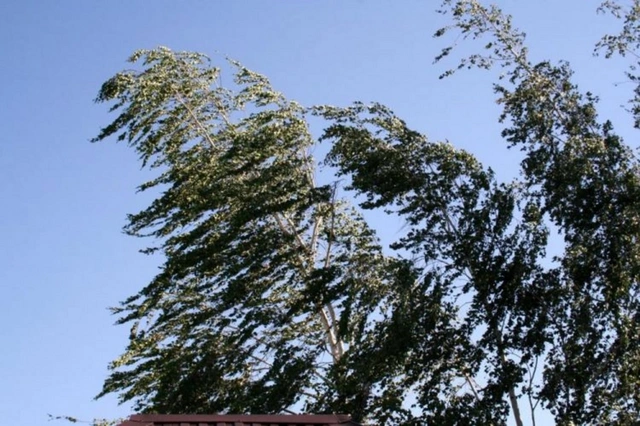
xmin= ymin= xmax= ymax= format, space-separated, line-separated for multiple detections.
xmin=93 ymin=2 xmax=640 ymax=425
xmin=93 ymin=48 xmax=394 ymax=422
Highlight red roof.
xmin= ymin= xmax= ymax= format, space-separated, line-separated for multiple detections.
xmin=118 ymin=414 xmax=361 ymax=426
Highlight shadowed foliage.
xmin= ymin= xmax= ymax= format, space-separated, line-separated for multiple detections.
xmin=93 ymin=2 xmax=640 ymax=425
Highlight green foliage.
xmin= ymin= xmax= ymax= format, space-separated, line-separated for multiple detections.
xmin=433 ymin=1 xmax=640 ymax=424
xmin=93 ymin=2 xmax=640 ymax=425
xmin=93 ymin=47 xmax=394 ymax=422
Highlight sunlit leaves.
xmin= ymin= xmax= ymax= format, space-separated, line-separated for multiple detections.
xmin=94 ymin=3 xmax=640 ymax=424
xmin=93 ymin=48 xmax=392 ymax=421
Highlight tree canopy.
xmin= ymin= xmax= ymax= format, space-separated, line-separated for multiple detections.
xmin=93 ymin=1 xmax=640 ymax=425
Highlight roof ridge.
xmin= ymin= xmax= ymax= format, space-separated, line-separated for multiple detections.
xmin=118 ymin=413 xmax=364 ymax=426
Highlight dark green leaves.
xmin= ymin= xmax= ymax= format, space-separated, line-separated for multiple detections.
xmin=95 ymin=4 xmax=640 ymax=422
xmin=93 ymin=48 xmax=392 ymax=421
xmin=435 ymin=2 xmax=640 ymax=424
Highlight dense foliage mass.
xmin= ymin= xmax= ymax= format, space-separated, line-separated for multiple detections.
xmin=93 ymin=1 xmax=640 ymax=425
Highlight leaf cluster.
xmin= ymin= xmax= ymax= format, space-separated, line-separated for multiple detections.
xmin=92 ymin=2 xmax=640 ymax=424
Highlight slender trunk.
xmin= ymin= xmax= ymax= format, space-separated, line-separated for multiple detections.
xmin=502 ymin=351 xmax=524 ymax=426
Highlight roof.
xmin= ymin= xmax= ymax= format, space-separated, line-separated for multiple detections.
xmin=118 ymin=414 xmax=361 ymax=426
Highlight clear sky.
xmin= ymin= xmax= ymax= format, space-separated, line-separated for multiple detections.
xmin=0 ymin=1 xmax=634 ymax=425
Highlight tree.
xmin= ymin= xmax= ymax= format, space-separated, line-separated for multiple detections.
xmin=92 ymin=1 xmax=640 ymax=425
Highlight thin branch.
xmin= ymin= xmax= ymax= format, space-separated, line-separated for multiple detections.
xmin=322 ymin=184 xmax=343 ymax=359
xmin=275 ymin=212 xmax=309 ymax=256
xmin=463 ymin=371 xmax=482 ymax=401
xmin=527 ymin=356 xmax=540 ymax=426
xmin=174 ymin=93 xmax=219 ymax=149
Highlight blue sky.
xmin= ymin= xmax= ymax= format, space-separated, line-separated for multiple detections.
xmin=0 ymin=1 xmax=634 ymax=425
